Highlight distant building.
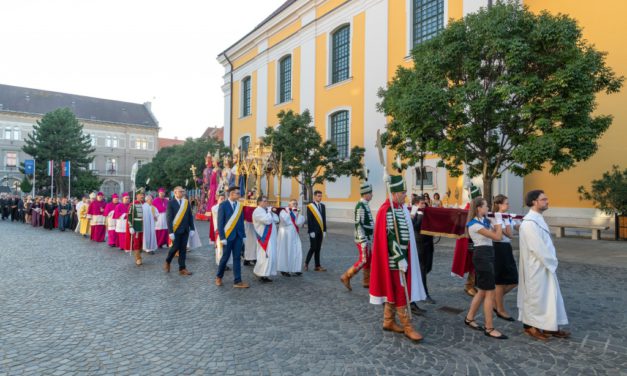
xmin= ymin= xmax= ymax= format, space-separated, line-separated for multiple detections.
xmin=201 ymin=126 xmax=224 ymax=141
xmin=0 ymin=83 xmax=159 ymax=196
xmin=158 ymin=137 xmax=185 ymax=150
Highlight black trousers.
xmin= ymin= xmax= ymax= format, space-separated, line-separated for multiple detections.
xmin=166 ymin=230 xmax=190 ymax=270
xmin=418 ymin=238 xmax=434 ymax=296
xmin=305 ymin=231 xmax=323 ymax=267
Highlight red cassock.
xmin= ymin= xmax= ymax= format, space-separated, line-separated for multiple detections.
xmin=369 ymin=199 xmax=414 ymax=306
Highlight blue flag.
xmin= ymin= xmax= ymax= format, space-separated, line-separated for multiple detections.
xmin=24 ymin=160 xmax=35 ymax=175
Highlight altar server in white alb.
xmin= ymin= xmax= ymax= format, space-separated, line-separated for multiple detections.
xmin=277 ymin=199 xmax=305 ymax=277
xmin=142 ymin=194 xmax=159 ymax=253
xmin=517 ymin=189 xmax=570 ymax=341
xmin=252 ymin=196 xmax=279 ymax=283
xmin=212 ymin=189 xmax=231 ymax=267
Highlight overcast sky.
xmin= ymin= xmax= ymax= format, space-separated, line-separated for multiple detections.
xmin=0 ymin=0 xmax=286 ymax=139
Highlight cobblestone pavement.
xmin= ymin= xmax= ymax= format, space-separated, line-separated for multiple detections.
xmin=1 ymin=220 xmax=626 ymax=375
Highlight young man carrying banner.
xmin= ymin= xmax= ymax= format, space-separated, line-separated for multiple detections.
xmin=341 ymin=183 xmax=374 ymax=291
xmin=252 ymin=196 xmax=280 ymax=283
xmin=127 ymin=188 xmax=146 ymax=266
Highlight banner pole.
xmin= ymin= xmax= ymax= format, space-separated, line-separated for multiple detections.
xmin=32 ymin=160 xmax=36 ymax=197
xmin=50 ymin=161 xmax=54 ymax=198
xmin=68 ymin=162 xmax=71 ymax=199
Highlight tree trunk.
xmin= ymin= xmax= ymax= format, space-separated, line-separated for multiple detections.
xmin=482 ymin=176 xmax=494 ymax=208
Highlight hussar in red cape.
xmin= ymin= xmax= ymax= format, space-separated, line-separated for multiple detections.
xmin=369 ymin=174 xmax=427 ymax=342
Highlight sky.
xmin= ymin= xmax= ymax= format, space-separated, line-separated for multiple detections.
xmin=0 ymin=0 xmax=287 ymax=139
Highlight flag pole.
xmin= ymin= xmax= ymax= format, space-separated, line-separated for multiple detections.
xmin=32 ymin=160 xmax=36 ymax=197
xmin=68 ymin=161 xmax=71 ymax=199
xmin=50 ymin=161 xmax=54 ymax=198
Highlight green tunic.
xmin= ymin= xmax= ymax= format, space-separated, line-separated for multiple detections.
xmin=386 ymin=205 xmax=409 ymax=270
xmin=354 ymin=199 xmax=374 ymax=244
xmin=128 ymin=201 xmax=144 ymax=232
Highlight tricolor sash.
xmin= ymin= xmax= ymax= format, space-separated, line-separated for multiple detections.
xmin=255 ymin=223 xmax=273 ymax=253
xmin=288 ymin=209 xmax=299 ymax=233
xmin=307 ymin=203 xmax=324 ymax=231
xmin=172 ymin=199 xmax=189 ymax=233
xmin=224 ymin=201 xmax=243 ymax=240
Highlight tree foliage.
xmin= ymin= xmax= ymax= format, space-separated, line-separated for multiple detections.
xmin=263 ymin=110 xmax=365 ymax=201
xmin=136 ymin=137 xmax=230 ymax=190
xmin=21 ymin=108 xmax=97 ymax=196
xmin=378 ymin=1 xmax=623 ymax=203
xmin=578 ymin=166 xmax=627 ymax=215
xmin=20 ymin=176 xmax=32 ymax=194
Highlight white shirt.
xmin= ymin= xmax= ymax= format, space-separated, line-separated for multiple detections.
xmin=468 ymin=217 xmax=493 ymax=247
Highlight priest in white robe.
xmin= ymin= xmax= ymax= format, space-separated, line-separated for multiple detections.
xmin=252 ymin=196 xmax=279 ymax=282
xmin=142 ymin=195 xmax=158 ymax=253
xmin=277 ymin=199 xmax=305 ymax=276
xmin=211 ymin=190 xmax=231 ymax=266
xmin=518 ymin=190 xmax=570 ymax=340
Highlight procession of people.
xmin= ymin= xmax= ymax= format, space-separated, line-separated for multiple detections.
xmin=1 ymin=169 xmax=571 ymax=344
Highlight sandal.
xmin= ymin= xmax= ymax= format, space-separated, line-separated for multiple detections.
xmin=493 ymin=308 xmax=515 ymax=322
xmin=484 ymin=327 xmax=508 ymax=339
xmin=464 ymin=317 xmax=484 ymax=331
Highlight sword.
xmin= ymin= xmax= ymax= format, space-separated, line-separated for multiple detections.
xmin=375 ymin=130 xmax=412 ymax=319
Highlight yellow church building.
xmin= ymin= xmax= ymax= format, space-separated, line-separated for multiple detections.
xmin=217 ymin=0 xmax=625 ymax=234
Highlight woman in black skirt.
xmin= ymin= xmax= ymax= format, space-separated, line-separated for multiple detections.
xmin=463 ymin=197 xmax=507 ymax=339
xmin=492 ymin=194 xmax=519 ymax=322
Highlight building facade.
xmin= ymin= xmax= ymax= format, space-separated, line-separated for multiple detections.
xmin=0 ymin=84 xmax=159 ymax=196
xmin=218 ymin=0 xmax=626 ymax=231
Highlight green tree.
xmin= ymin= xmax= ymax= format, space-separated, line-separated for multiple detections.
xmin=263 ymin=110 xmax=365 ymax=202
xmin=71 ymin=169 xmax=102 ymax=197
xmin=20 ymin=176 xmax=32 ymax=194
xmin=578 ymin=165 xmax=627 ymax=215
xmin=136 ymin=137 xmax=230 ymax=190
xmin=21 ymin=108 xmax=95 ymax=196
xmin=378 ymin=2 xmax=623 ymax=204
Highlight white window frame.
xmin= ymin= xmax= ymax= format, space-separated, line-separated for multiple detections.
xmin=276 ymin=54 xmax=293 ymax=105
xmin=327 ymin=22 xmax=353 ymax=87
xmin=240 ymin=76 xmax=253 ymax=118
xmin=5 ymin=151 xmax=18 ymax=168
xmin=325 ymin=107 xmax=352 ymax=160
xmin=405 ymin=0 xmax=448 ymax=58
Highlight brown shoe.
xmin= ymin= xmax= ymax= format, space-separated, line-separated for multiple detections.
xmin=215 ymin=277 xmax=223 ymax=286
xmin=163 ymin=262 xmax=170 ymax=273
xmin=396 ymin=306 xmax=423 ymax=342
xmin=362 ymin=268 xmax=370 ymax=288
xmin=304 ymin=264 xmax=309 ymax=271
xmin=179 ymin=269 xmax=193 ymax=276
xmin=314 ymin=266 xmax=327 ymax=272
xmin=340 ymin=266 xmax=356 ymax=291
xmin=233 ymin=282 xmax=250 ymax=288
xmin=135 ymin=259 xmax=142 ymax=267
xmin=544 ymin=329 xmax=571 ymax=339
xmin=382 ymin=303 xmax=404 ymax=333
xmin=524 ymin=326 xmax=550 ymax=341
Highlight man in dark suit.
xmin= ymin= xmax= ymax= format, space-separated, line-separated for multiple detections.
xmin=164 ymin=186 xmax=195 ymax=276
xmin=305 ymin=190 xmax=327 ymax=272
xmin=215 ymin=186 xmax=249 ymax=288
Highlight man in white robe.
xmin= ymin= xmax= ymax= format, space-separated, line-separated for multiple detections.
xmin=518 ymin=189 xmax=570 ymax=340
xmin=142 ymin=195 xmax=158 ymax=253
xmin=252 ymin=196 xmax=279 ymax=282
xmin=277 ymin=199 xmax=305 ymax=276
xmin=211 ymin=190 xmax=232 ymax=267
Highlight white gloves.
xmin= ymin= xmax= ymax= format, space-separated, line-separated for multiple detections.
xmin=267 ymin=207 xmax=273 ymax=213
xmin=494 ymin=212 xmax=504 ymax=226
xmin=309 ymin=232 xmax=315 ymax=239
xmin=169 ymin=233 xmax=175 ymax=240
xmin=190 ymin=230 xmax=195 ymax=237
xmin=220 ymin=239 xmax=227 ymax=245
xmin=398 ymin=259 xmax=408 ymax=272
xmin=130 ymin=228 xmax=135 ymax=235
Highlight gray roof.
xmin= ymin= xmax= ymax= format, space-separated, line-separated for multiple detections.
xmin=0 ymin=83 xmax=158 ymax=128
xmin=219 ymin=0 xmax=297 ymax=57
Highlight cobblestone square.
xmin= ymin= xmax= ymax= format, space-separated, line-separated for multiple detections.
xmin=1 ymin=220 xmax=626 ymax=375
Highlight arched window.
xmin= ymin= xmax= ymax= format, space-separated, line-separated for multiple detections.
xmin=241 ymin=76 xmax=252 ymax=117
xmin=278 ymin=55 xmax=292 ymax=103
xmin=330 ymin=111 xmax=349 ymax=159
xmin=331 ymin=25 xmax=350 ymax=84
xmin=240 ymin=135 xmax=251 ymax=156
xmin=413 ymin=0 xmax=444 ymax=46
